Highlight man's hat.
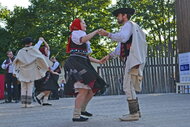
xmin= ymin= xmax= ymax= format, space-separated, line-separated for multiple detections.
xmin=22 ymin=37 xmax=34 ymax=44
xmin=112 ymin=8 xmax=135 ymax=17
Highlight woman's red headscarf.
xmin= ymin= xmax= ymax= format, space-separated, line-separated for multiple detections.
xmin=66 ymin=18 xmax=82 ymax=53
xmin=39 ymin=46 xmax=48 ymax=57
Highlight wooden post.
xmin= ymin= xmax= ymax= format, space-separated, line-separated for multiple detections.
xmin=176 ymin=0 xmax=190 ymax=53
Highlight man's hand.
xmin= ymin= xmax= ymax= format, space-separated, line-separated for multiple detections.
xmin=100 ymin=55 xmax=110 ymax=64
xmin=98 ymin=29 xmax=109 ymax=36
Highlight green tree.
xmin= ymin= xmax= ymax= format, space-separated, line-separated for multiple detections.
xmin=1 ymin=0 xmax=176 ymax=64
xmin=113 ymin=0 xmax=176 ymax=47
xmin=5 ymin=0 xmax=114 ymax=62
xmin=0 ymin=5 xmax=12 ymax=73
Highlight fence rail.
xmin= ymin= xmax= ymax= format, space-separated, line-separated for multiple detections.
xmin=98 ymin=42 xmax=178 ymax=95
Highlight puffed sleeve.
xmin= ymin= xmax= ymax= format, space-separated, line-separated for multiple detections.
xmin=71 ymin=30 xmax=87 ymax=45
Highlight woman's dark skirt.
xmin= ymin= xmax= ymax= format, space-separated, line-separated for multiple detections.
xmin=64 ymin=56 xmax=108 ymax=95
xmin=35 ymin=72 xmax=59 ymax=92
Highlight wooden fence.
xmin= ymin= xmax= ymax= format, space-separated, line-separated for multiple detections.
xmin=97 ymin=41 xmax=178 ymax=95
xmin=97 ymin=0 xmax=178 ymax=95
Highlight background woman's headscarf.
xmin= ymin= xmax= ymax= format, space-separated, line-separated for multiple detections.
xmin=66 ymin=18 xmax=82 ymax=53
xmin=40 ymin=46 xmax=48 ymax=57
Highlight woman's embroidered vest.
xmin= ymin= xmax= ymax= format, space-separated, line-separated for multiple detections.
xmin=70 ymin=38 xmax=87 ymax=56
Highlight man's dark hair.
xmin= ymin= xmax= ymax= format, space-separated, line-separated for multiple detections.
xmin=121 ymin=13 xmax=131 ymax=20
xmin=22 ymin=37 xmax=34 ymax=45
xmin=6 ymin=50 xmax=12 ymax=55
xmin=127 ymin=14 xmax=131 ymax=20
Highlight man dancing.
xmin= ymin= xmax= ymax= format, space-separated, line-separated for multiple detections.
xmin=99 ymin=8 xmax=147 ymax=121
xmin=13 ymin=37 xmax=49 ymax=108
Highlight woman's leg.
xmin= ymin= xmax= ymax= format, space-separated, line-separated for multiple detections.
xmin=43 ymin=90 xmax=51 ymax=96
xmin=42 ymin=91 xmax=51 ymax=105
xmin=81 ymin=90 xmax=94 ymax=115
xmin=36 ymin=90 xmax=50 ymax=105
xmin=73 ymin=88 xmax=89 ymax=121
xmin=36 ymin=92 xmax=45 ymax=100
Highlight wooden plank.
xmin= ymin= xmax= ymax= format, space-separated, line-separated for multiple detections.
xmin=176 ymin=0 xmax=190 ymax=53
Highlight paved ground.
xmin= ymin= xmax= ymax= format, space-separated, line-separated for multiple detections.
xmin=0 ymin=93 xmax=190 ymax=127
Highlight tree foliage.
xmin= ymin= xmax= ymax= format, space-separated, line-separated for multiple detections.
xmin=0 ymin=0 xmax=176 ymax=73
xmin=114 ymin=0 xmax=176 ymax=45
xmin=3 ymin=0 xmax=113 ymax=61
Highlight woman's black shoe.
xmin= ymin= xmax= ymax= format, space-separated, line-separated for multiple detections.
xmin=72 ymin=116 xmax=88 ymax=122
xmin=81 ymin=111 xmax=93 ymax=117
xmin=42 ymin=103 xmax=52 ymax=106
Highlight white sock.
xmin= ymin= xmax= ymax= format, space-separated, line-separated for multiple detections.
xmin=43 ymin=96 xmax=49 ymax=103
xmin=37 ymin=92 xmax=45 ymax=100
xmin=73 ymin=108 xmax=81 ymax=118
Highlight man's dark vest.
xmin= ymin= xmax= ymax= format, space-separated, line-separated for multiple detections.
xmin=120 ymin=35 xmax=133 ymax=62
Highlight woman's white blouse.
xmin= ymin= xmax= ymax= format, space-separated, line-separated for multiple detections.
xmin=71 ymin=30 xmax=93 ymax=54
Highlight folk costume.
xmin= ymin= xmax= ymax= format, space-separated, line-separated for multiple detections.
xmin=1 ymin=55 xmax=19 ymax=102
xmin=64 ymin=19 xmax=107 ymax=96
xmin=13 ymin=37 xmax=49 ymax=108
xmin=50 ymin=61 xmax=61 ymax=99
xmin=108 ymin=8 xmax=147 ymax=121
xmin=35 ymin=61 xmax=60 ymax=104
xmin=34 ymin=42 xmax=60 ymax=106
xmin=64 ymin=18 xmax=107 ymax=121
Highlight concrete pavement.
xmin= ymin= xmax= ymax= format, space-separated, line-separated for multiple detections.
xmin=0 ymin=93 xmax=190 ymax=127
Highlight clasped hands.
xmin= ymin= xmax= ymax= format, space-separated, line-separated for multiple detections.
xmin=97 ymin=29 xmax=109 ymax=36
xmin=98 ymin=55 xmax=110 ymax=64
